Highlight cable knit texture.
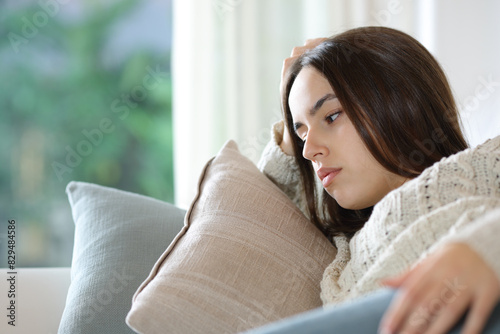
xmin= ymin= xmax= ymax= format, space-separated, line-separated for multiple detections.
xmin=257 ymin=121 xmax=308 ymax=216
xmin=258 ymin=121 xmax=500 ymax=307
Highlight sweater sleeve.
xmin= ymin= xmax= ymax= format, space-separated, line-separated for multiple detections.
xmin=257 ymin=120 xmax=309 ymax=215
xmin=441 ymin=207 xmax=500 ymax=281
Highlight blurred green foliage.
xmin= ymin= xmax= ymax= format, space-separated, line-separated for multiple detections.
xmin=0 ymin=0 xmax=173 ymax=267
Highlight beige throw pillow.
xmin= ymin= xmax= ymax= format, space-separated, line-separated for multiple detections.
xmin=126 ymin=140 xmax=337 ymax=333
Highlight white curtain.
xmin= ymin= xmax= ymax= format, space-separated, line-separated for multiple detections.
xmin=172 ymin=0 xmax=500 ymax=208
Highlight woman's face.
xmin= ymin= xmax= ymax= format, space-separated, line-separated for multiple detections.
xmin=288 ymin=66 xmax=407 ymax=210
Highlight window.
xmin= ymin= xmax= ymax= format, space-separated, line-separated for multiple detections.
xmin=0 ymin=0 xmax=173 ymax=267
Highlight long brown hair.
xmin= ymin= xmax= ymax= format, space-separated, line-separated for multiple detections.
xmin=283 ymin=26 xmax=468 ymax=240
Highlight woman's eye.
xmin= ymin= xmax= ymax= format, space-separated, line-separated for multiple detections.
xmin=326 ymin=111 xmax=341 ymax=124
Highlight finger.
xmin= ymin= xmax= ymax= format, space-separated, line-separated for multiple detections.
xmin=401 ymin=288 xmax=470 ymax=334
xmin=381 ymin=270 xmax=412 ymax=287
xmin=379 ymin=271 xmax=418 ymax=330
xmin=280 ymin=56 xmax=299 ymax=94
xmin=379 ymin=288 xmax=420 ymax=333
xmin=282 ymin=56 xmax=298 ymax=72
xmin=382 ymin=260 xmax=428 ymax=287
xmin=461 ymin=292 xmax=499 ymax=334
xmin=304 ymin=37 xmax=327 ymax=48
xmin=304 ymin=37 xmax=325 ymax=44
xmin=380 ymin=280 xmax=440 ymax=333
xmin=290 ymin=45 xmax=309 ymax=57
xmin=290 ymin=38 xmax=327 ymax=57
xmin=281 ymin=57 xmax=298 ymax=81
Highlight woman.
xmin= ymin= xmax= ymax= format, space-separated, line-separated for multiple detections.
xmin=254 ymin=27 xmax=500 ymax=333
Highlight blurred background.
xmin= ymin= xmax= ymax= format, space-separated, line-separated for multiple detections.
xmin=1 ymin=0 xmax=499 ymax=268
xmin=0 ymin=0 xmax=173 ymax=267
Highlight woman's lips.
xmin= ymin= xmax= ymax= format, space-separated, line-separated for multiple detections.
xmin=317 ymin=168 xmax=342 ymax=188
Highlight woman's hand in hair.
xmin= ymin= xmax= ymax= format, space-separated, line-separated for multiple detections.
xmin=378 ymin=242 xmax=500 ymax=334
xmin=279 ymin=38 xmax=327 ymax=156
xmin=280 ymin=38 xmax=327 ymax=99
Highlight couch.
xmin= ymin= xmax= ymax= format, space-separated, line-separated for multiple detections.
xmin=1 ymin=141 xmax=337 ymax=334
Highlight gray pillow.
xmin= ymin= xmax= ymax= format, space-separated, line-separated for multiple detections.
xmin=59 ymin=181 xmax=185 ymax=334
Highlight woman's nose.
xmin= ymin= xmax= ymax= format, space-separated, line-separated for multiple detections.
xmin=302 ymin=130 xmax=327 ymax=162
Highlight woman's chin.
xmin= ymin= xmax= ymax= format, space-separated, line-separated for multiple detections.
xmin=336 ymin=200 xmax=359 ymax=210
xmin=328 ymin=191 xmax=355 ymax=210
xmin=330 ymin=191 xmax=369 ymax=210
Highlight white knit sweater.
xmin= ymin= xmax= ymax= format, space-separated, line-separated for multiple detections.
xmin=258 ymin=121 xmax=500 ymax=306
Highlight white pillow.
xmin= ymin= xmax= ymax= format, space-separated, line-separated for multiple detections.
xmin=126 ymin=140 xmax=337 ymax=333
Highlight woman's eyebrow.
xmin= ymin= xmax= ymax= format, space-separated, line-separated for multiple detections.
xmin=311 ymin=93 xmax=336 ymax=116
